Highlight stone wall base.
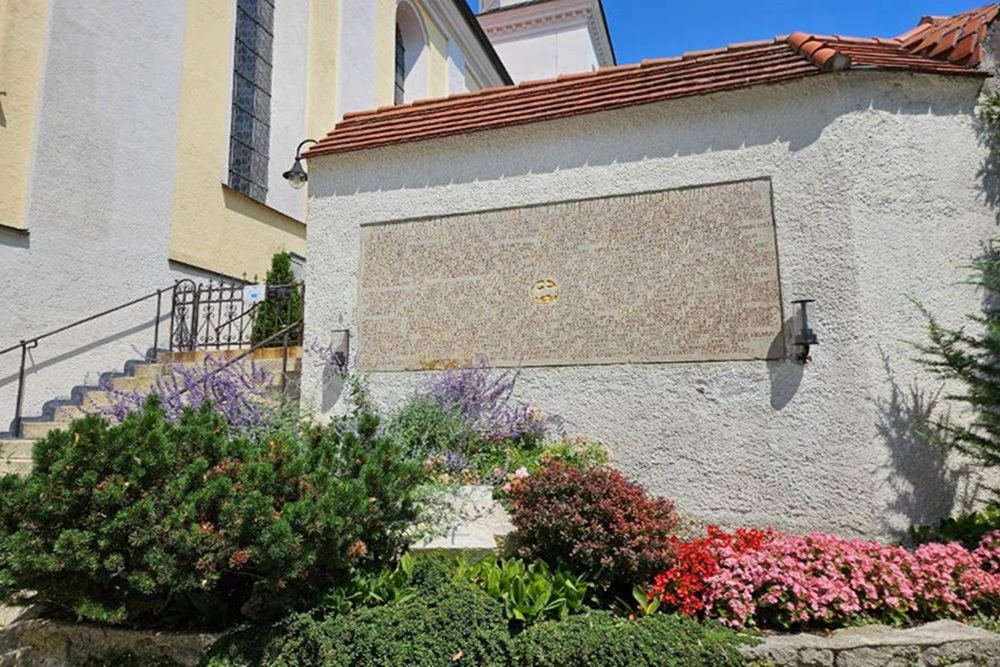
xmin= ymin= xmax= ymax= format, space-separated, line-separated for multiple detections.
xmin=0 ymin=608 xmax=218 ymax=667
xmin=742 ymin=620 xmax=1000 ymax=667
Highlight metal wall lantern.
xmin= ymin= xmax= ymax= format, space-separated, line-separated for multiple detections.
xmin=282 ymin=139 xmax=318 ymax=189
xmin=791 ymin=299 xmax=818 ymax=363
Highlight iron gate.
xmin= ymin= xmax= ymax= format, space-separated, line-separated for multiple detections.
xmin=169 ymin=279 xmax=304 ymax=352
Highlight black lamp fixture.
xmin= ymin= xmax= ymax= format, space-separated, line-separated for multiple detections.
xmin=791 ymin=299 xmax=819 ymax=363
xmin=282 ymin=139 xmax=318 ymax=189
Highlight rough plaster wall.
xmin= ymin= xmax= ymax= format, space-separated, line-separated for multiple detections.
xmin=0 ymin=0 xmax=190 ymax=432
xmin=304 ymin=72 xmax=998 ymax=538
xmin=266 ymin=0 xmax=311 ymax=221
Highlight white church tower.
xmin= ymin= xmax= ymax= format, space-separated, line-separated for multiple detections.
xmin=477 ymin=0 xmax=616 ymax=82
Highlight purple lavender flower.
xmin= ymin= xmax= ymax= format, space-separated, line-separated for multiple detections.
xmin=424 ymin=360 xmax=559 ymax=444
xmin=97 ymin=355 xmax=280 ymax=434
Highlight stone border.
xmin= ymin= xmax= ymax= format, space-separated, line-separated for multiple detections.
xmin=0 ymin=608 xmax=218 ymax=667
xmin=4 ymin=606 xmax=999 ymax=666
xmin=741 ymin=620 xmax=1000 ymax=666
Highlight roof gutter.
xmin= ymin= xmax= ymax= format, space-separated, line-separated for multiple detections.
xmin=452 ymin=0 xmax=514 ymax=86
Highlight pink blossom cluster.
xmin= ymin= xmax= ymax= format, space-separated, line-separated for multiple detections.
xmin=655 ymin=528 xmax=1000 ymax=629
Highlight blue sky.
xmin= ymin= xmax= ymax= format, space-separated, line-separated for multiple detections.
xmin=472 ymin=2 xmax=987 ymax=66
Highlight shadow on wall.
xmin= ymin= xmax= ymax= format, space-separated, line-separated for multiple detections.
xmin=975 ymin=112 xmax=1000 ymax=221
xmin=0 ymin=225 xmax=29 ymax=249
xmin=766 ymin=317 xmax=801 ymax=411
xmin=310 ymin=78 xmax=980 ymax=199
xmin=0 ymin=315 xmax=163 ymax=433
xmin=874 ymin=349 xmax=982 ymax=541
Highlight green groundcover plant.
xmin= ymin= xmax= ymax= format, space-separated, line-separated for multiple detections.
xmin=200 ymin=558 xmax=755 ymax=667
xmin=0 ymin=397 xmax=424 ymax=629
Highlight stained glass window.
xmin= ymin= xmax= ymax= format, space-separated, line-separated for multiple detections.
xmin=228 ymin=0 xmax=274 ymax=203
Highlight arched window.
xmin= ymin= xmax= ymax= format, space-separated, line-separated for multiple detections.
xmin=394 ymin=2 xmax=427 ymax=105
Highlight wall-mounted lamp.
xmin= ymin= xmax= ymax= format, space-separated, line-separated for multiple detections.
xmin=791 ymin=299 xmax=819 ymax=363
xmin=282 ymin=139 xmax=318 ymax=189
xmin=329 ymin=328 xmax=351 ymax=374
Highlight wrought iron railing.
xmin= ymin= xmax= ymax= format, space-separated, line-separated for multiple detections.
xmin=169 ymin=279 xmax=304 ymax=352
xmin=2 ymin=279 xmax=306 ymax=438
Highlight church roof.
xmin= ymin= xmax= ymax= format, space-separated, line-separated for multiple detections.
xmin=306 ymin=4 xmax=996 ymax=159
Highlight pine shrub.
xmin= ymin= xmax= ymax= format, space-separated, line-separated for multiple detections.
xmin=0 ymin=398 xmax=424 ymax=629
xmin=505 ymin=462 xmax=680 ymax=596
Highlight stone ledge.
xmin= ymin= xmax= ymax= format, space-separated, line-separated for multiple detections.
xmin=742 ymin=620 xmax=1000 ymax=667
xmin=411 ymin=485 xmax=513 ymax=556
xmin=0 ymin=610 xmax=218 ymax=667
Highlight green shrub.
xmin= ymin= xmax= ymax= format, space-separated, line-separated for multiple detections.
xmin=201 ymin=559 xmax=753 ymax=667
xmin=910 ymin=504 xmax=1000 ymax=549
xmin=514 ymin=611 xmax=754 ymax=667
xmin=320 ymin=552 xmax=417 ymax=615
xmin=0 ymin=398 xmax=424 ymax=629
xmin=458 ymin=556 xmax=592 ymax=626
xmin=251 ymin=251 xmax=302 ymax=347
xmin=202 ymin=574 xmax=513 ymax=667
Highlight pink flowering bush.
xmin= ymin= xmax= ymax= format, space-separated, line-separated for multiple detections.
xmin=649 ymin=527 xmax=1000 ymax=629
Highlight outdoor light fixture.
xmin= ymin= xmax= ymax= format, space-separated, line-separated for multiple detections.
xmin=791 ymin=299 xmax=819 ymax=363
xmin=282 ymin=139 xmax=318 ymax=189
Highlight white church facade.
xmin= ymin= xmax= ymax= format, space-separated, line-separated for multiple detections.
xmin=0 ymin=0 xmax=612 ymax=438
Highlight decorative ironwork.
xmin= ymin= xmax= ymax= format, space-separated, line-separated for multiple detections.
xmin=169 ymin=279 xmax=304 ymax=352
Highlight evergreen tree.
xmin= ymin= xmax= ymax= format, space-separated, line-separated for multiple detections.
xmin=252 ymin=251 xmax=303 ymax=347
xmin=918 ymin=248 xmax=1000 ymax=468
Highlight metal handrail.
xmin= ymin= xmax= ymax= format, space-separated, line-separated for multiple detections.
xmin=0 ymin=285 xmax=174 ymax=357
xmin=175 ymin=318 xmax=306 ymax=398
xmin=2 ymin=284 xmax=175 ymax=438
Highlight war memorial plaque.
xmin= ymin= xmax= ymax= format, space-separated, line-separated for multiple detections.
xmin=357 ymin=179 xmax=783 ymax=371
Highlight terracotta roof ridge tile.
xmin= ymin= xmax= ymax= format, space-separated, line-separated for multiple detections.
xmin=898 ymin=3 xmax=999 ymax=65
xmin=327 ymin=48 xmax=803 ymax=132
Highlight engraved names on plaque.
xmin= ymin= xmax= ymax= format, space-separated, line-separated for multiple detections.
xmin=357 ymin=179 xmax=783 ymax=371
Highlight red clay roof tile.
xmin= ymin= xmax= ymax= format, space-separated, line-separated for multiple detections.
xmin=900 ymin=3 xmax=999 ymax=65
xmin=307 ymin=4 xmax=996 ymax=158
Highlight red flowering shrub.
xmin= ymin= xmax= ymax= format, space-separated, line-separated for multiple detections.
xmin=505 ymin=461 xmax=680 ymax=594
xmin=648 ymin=526 xmax=1000 ymax=630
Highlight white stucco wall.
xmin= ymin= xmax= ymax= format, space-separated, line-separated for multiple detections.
xmin=447 ymin=38 xmax=468 ymax=94
xmin=335 ymin=1 xmax=378 ymax=118
xmin=303 ymin=72 xmax=997 ymax=539
xmin=0 ymin=0 xmax=192 ymax=434
xmin=490 ymin=22 xmax=598 ymax=81
xmin=266 ymin=0 xmax=311 ymax=221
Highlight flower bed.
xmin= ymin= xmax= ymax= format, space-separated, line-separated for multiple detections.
xmin=648 ymin=527 xmax=1000 ymax=630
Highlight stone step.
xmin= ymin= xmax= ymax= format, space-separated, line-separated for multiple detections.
xmin=124 ymin=357 xmax=301 ymax=382
xmin=107 ymin=376 xmax=157 ymax=393
xmin=158 ymin=346 xmax=302 ymax=364
xmin=52 ymin=404 xmax=88 ymax=422
xmin=0 ymin=440 xmax=34 ymax=461
xmin=0 ymin=459 xmax=32 ymax=476
xmin=80 ymin=391 xmax=115 ymax=412
xmin=19 ymin=421 xmax=72 ymax=441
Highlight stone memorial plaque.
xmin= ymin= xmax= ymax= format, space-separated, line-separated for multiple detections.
xmin=357 ymin=179 xmax=783 ymax=371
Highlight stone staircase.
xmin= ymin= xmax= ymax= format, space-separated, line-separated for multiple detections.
xmin=0 ymin=347 xmax=302 ymax=475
